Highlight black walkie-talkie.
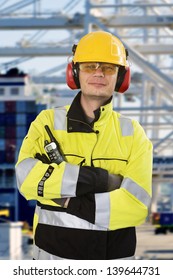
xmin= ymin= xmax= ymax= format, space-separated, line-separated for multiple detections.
xmin=44 ymin=125 xmax=66 ymax=165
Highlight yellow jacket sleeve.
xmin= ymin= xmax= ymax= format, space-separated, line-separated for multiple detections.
xmin=15 ymin=110 xmax=80 ymax=204
xmin=95 ymin=120 xmax=153 ymax=230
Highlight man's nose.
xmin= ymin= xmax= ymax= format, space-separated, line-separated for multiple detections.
xmin=93 ymin=67 xmax=104 ymax=76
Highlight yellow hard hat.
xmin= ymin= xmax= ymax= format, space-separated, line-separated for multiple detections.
xmin=73 ymin=31 xmax=128 ymax=66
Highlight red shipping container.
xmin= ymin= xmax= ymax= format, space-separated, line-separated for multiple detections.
xmin=5 ymin=127 xmax=16 ymax=139
xmin=5 ymin=139 xmax=16 ymax=151
xmin=5 ymin=150 xmax=15 ymax=163
xmin=5 ymin=101 xmax=16 ymax=112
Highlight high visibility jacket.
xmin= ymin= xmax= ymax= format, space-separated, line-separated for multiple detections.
xmin=15 ymin=92 xmax=153 ymax=260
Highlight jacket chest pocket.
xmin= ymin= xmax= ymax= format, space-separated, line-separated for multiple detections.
xmin=65 ymin=154 xmax=85 ymax=166
xmin=92 ymin=158 xmax=128 ymax=174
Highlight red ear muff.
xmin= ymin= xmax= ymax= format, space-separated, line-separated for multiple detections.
xmin=66 ymin=62 xmax=80 ymax=89
xmin=115 ymin=66 xmax=131 ymax=93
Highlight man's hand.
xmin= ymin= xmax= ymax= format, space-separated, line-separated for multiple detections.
xmin=35 ymin=153 xmax=51 ymax=164
xmin=108 ymin=173 xmax=123 ymax=192
xmin=77 ymin=166 xmax=123 ymax=195
xmin=52 ymin=198 xmax=70 ymax=208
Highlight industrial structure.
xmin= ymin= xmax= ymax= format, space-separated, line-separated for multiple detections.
xmin=0 ymin=0 xmax=173 ymax=258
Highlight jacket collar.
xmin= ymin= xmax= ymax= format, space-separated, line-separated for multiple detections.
xmin=67 ymin=91 xmax=113 ymax=133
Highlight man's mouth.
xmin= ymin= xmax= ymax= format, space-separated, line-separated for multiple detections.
xmin=89 ymin=82 xmax=106 ymax=87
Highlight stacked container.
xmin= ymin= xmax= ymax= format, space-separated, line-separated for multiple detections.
xmin=0 ymin=98 xmax=46 ymax=224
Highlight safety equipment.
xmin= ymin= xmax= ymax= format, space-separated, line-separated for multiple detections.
xmin=73 ymin=31 xmax=128 ymax=65
xmin=66 ymin=31 xmax=131 ymax=93
xmin=79 ymin=62 xmax=118 ymax=75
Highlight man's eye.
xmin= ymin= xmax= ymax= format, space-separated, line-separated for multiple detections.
xmin=103 ymin=65 xmax=114 ymax=71
xmin=87 ymin=65 xmax=96 ymax=70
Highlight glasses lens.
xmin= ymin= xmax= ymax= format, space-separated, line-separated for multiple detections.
xmin=79 ymin=63 xmax=117 ymax=75
xmin=101 ymin=64 xmax=117 ymax=75
xmin=79 ymin=63 xmax=98 ymax=73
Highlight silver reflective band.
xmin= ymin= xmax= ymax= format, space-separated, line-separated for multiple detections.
xmin=33 ymin=245 xmax=67 ymax=260
xmin=15 ymin=158 xmax=38 ymax=190
xmin=121 ymin=178 xmax=151 ymax=207
xmin=61 ymin=163 xmax=80 ymax=197
xmin=33 ymin=245 xmax=135 ymax=260
xmin=95 ymin=192 xmax=110 ymax=229
xmin=119 ymin=116 xmax=134 ymax=136
xmin=35 ymin=204 xmax=41 ymax=216
xmin=38 ymin=208 xmax=107 ymax=231
xmin=54 ymin=107 xmax=67 ymax=131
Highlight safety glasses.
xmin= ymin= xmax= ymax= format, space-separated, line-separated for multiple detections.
xmin=79 ymin=62 xmax=119 ymax=75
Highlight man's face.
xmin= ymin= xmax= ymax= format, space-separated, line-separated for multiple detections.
xmin=79 ymin=62 xmax=119 ymax=100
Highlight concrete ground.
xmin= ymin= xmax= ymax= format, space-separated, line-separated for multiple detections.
xmin=136 ymin=222 xmax=173 ymax=259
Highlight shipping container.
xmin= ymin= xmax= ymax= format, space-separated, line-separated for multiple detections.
xmin=0 ymin=139 xmax=5 ymax=150
xmin=26 ymin=113 xmax=37 ymax=131
xmin=4 ymin=169 xmax=15 ymax=187
xmin=36 ymin=104 xmax=46 ymax=114
xmin=16 ymin=113 xmax=26 ymax=125
xmin=16 ymin=139 xmax=23 ymax=150
xmin=5 ymin=127 xmax=16 ymax=139
xmin=0 ymin=151 xmax=5 ymax=163
xmin=1 ymin=96 xmax=46 ymax=225
xmin=0 ymin=103 xmax=5 ymax=113
xmin=16 ymin=126 xmax=26 ymax=139
xmin=0 ymin=169 xmax=3 ymax=186
xmin=5 ymin=113 xmax=16 ymax=126
xmin=0 ymin=113 xmax=5 ymax=125
xmin=5 ymin=139 xmax=16 ymax=151
xmin=0 ymin=126 xmax=5 ymax=138
xmin=26 ymin=101 xmax=36 ymax=113
xmin=5 ymin=101 xmax=16 ymax=112
xmin=16 ymin=101 xmax=26 ymax=113
xmin=6 ymin=150 xmax=15 ymax=163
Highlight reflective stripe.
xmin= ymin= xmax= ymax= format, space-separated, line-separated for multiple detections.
xmin=39 ymin=208 xmax=107 ymax=231
xmin=118 ymin=255 xmax=135 ymax=260
xmin=95 ymin=192 xmax=110 ymax=229
xmin=121 ymin=178 xmax=151 ymax=207
xmin=54 ymin=107 xmax=67 ymax=130
xmin=33 ymin=245 xmax=135 ymax=260
xmin=33 ymin=245 xmax=68 ymax=260
xmin=35 ymin=204 xmax=41 ymax=216
xmin=119 ymin=116 xmax=133 ymax=136
xmin=15 ymin=158 xmax=38 ymax=190
xmin=33 ymin=244 xmax=40 ymax=260
xmin=61 ymin=163 xmax=79 ymax=196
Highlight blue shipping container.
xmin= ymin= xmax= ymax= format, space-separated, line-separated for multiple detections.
xmin=16 ymin=126 xmax=27 ymax=138
xmin=16 ymin=113 xmax=26 ymax=125
xmin=0 ymin=102 xmax=5 ymax=113
xmin=5 ymin=113 xmax=16 ymax=125
xmin=0 ymin=113 xmax=5 ymax=125
xmin=0 ymin=139 xmax=5 ymax=150
xmin=16 ymin=101 xmax=26 ymax=113
xmin=26 ymin=101 xmax=36 ymax=113
xmin=0 ymin=126 xmax=5 ymax=138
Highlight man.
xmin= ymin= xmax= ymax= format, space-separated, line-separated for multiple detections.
xmin=15 ymin=31 xmax=153 ymax=260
